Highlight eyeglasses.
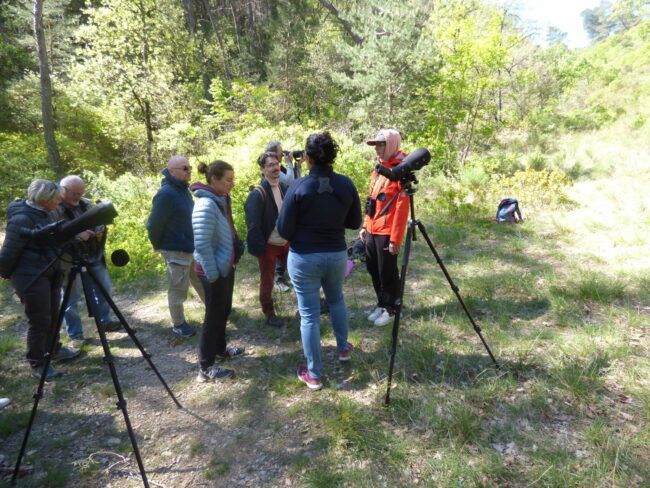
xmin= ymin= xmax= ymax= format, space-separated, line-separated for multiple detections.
xmin=265 ymin=162 xmax=280 ymax=168
xmin=172 ymin=166 xmax=191 ymax=172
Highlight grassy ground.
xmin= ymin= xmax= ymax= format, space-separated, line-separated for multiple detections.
xmin=0 ymin=156 xmax=649 ymax=487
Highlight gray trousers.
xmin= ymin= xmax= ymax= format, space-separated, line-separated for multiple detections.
xmin=160 ymin=250 xmax=205 ymax=326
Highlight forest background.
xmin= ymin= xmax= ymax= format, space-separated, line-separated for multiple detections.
xmin=1 ymin=0 xmax=650 ymax=486
xmin=2 ymin=0 xmax=647 ymax=254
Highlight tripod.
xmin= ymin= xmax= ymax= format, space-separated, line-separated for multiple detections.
xmin=12 ymin=244 xmax=183 ymax=487
xmin=384 ymin=178 xmax=499 ymax=406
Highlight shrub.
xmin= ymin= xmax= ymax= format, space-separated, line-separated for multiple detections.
xmin=488 ymin=168 xmax=570 ymax=207
xmin=83 ymin=170 xmax=163 ymax=284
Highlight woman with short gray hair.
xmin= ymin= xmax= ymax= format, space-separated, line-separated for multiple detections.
xmin=0 ymin=179 xmax=79 ymax=380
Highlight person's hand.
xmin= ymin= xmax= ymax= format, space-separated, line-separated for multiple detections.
xmin=359 ymin=228 xmax=367 ymax=243
xmin=78 ymin=230 xmax=94 ymax=241
xmin=388 ymin=243 xmax=400 ymax=255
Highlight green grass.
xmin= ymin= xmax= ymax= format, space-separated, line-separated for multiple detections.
xmin=1 ymin=140 xmax=649 ymax=487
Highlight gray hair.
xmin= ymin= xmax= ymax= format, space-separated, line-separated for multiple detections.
xmin=264 ymin=141 xmax=281 ymax=153
xmin=27 ymin=179 xmax=63 ymax=204
xmin=60 ymin=174 xmax=84 ymax=189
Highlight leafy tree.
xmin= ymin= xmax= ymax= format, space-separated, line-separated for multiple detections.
xmin=582 ymin=0 xmax=649 ymax=43
xmin=412 ymin=1 xmax=520 ymax=170
xmin=326 ymin=0 xmax=435 ymax=136
xmin=74 ymin=0 xmax=193 ymax=169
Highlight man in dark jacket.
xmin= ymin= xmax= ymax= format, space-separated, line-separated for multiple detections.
xmin=53 ymin=175 xmax=120 ymax=346
xmin=244 ymin=152 xmax=289 ymax=327
xmin=146 ymin=156 xmax=205 ymax=337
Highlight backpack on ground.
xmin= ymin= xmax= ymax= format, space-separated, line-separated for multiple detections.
xmin=495 ymin=198 xmax=523 ymax=223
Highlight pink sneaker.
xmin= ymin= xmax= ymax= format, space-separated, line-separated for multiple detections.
xmin=297 ymin=365 xmax=323 ymax=390
xmin=338 ymin=342 xmax=353 ymax=362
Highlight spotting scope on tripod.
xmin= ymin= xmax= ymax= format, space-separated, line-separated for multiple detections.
xmin=379 ymin=148 xmax=499 ymax=406
xmin=12 ymin=202 xmax=182 ymax=488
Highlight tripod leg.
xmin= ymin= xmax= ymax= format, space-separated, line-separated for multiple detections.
xmin=415 ymin=221 xmax=499 ymax=369
xmin=82 ymin=264 xmax=183 ymax=408
xmin=12 ymin=268 xmax=76 ymax=484
xmin=79 ymin=268 xmax=150 ymax=488
xmin=384 ymin=220 xmax=415 ymax=406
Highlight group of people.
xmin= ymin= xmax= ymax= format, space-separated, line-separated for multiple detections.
xmin=0 ymin=128 xmax=411 ymax=391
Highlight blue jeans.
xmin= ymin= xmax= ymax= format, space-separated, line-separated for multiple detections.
xmin=287 ymin=250 xmax=349 ymax=379
xmin=63 ymin=263 xmax=114 ymax=339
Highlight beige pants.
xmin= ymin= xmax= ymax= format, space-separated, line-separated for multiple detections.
xmin=160 ymin=250 xmax=205 ymax=326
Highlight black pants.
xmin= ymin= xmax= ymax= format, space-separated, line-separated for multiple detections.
xmin=365 ymin=234 xmax=399 ymax=314
xmin=198 ymin=270 xmax=234 ymax=370
xmin=12 ymin=272 xmax=62 ymax=368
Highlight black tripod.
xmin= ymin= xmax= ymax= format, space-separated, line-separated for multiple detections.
xmin=12 ymin=244 xmax=183 ymax=487
xmin=384 ymin=177 xmax=499 ymax=406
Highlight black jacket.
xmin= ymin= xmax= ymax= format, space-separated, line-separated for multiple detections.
xmin=53 ymin=197 xmax=107 ymax=259
xmin=244 ymin=179 xmax=287 ymax=257
xmin=0 ymin=199 xmax=60 ymax=280
xmin=277 ymin=165 xmax=362 ymax=254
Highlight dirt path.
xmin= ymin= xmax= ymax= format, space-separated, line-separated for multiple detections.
xmin=0 ymin=253 xmax=383 ymax=487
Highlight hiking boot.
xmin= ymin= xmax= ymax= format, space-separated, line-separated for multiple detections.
xmin=172 ymin=322 xmax=196 ymax=338
xmin=31 ymin=365 xmax=63 ymax=381
xmin=367 ymin=307 xmax=384 ymax=322
xmin=197 ymin=365 xmax=235 ymax=382
xmin=297 ymin=365 xmax=323 ymax=390
xmin=215 ymin=346 xmax=245 ymax=360
xmin=265 ymin=313 xmax=285 ymax=328
xmin=374 ymin=309 xmax=394 ymax=326
xmin=274 ymin=277 xmax=291 ymax=293
xmin=338 ymin=342 xmax=354 ymax=362
xmin=54 ymin=345 xmax=80 ymax=362
xmin=100 ymin=320 xmax=122 ymax=332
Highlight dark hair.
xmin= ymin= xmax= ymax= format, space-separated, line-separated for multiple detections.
xmin=257 ymin=152 xmax=279 ymax=169
xmin=305 ymin=131 xmax=338 ymax=166
xmin=197 ymin=160 xmax=233 ymax=183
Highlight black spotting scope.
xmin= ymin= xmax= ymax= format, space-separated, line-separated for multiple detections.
xmin=21 ymin=201 xmax=118 ymax=244
xmin=375 ymin=147 xmax=431 ymax=182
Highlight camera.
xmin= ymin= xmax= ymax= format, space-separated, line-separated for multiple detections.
xmin=365 ymin=196 xmax=376 ymax=217
xmin=283 ymin=150 xmax=304 ymax=160
xmin=375 ymin=147 xmax=431 ymax=182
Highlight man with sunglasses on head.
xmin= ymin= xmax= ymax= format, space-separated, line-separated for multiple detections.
xmin=147 ymin=155 xmax=205 ymax=338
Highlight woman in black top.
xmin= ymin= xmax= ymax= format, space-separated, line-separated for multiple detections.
xmin=278 ymin=132 xmax=362 ymax=390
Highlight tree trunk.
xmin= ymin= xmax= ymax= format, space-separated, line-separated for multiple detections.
xmin=33 ymin=0 xmax=62 ymax=176
xmin=202 ymin=0 xmax=232 ymax=83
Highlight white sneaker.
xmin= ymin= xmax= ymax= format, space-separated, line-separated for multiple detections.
xmin=367 ymin=307 xmax=384 ymax=322
xmin=374 ymin=309 xmax=394 ymax=326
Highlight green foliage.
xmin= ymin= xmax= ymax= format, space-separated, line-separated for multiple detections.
xmin=488 ymin=169 xmax=570 ymax=207
xmin=83 ymin=171 xmax=163 ymax=284
xmin=0 ymin=132 xmax=54 ymax=213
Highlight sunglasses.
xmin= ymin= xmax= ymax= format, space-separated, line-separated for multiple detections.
xmin=172 ymin=166 xmax=191 ymax=171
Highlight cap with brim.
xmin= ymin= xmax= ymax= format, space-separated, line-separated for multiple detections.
xmin=366 ymin=133 xmax=386 ymax=146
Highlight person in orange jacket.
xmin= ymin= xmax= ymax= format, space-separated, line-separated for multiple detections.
xmin=359 ymin=129 xmax=410 ymax=326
